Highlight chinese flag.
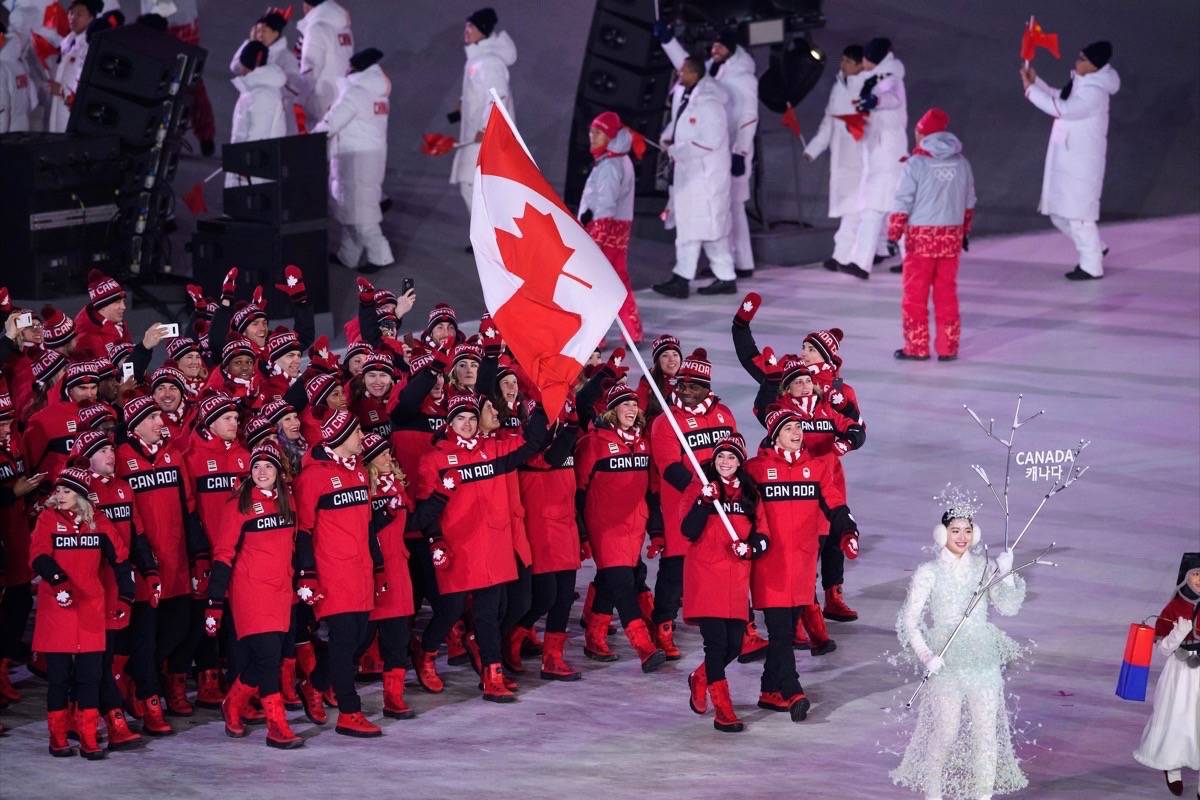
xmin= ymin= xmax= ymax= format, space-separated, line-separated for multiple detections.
xmin=1020 ymin=16 xmax=1060 ymax=62
xmin=781 ymin=104 xmax=802 ymax=138
xmin=420 ymin=132 xmax=457 ymax=156
xmin=469 ymin=105 xmax=627 ymax=419
xmin=30 ymin=32 xmax=58 ymax=70
xmin=833 ymin=113 xmax=867 ymax=142
xmin=182 ymin=181 xmax=208 ymax=215
xmin=628 ymin=128 xmax=647 ymax=160
xmin=43 ymin=1 xmax=69 ymax=37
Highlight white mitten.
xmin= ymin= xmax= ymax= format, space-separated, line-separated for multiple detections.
xmin=923 ymin=655 xmax=945 ymax=675
xmin=1160 ymin=617 xmax=1192 ymax=654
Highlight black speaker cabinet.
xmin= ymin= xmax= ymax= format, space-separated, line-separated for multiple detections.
xmin=76 ymin=24 xmax=206 ymax=103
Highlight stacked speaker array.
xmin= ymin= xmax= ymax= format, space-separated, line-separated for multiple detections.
xmin=188 ymin=134 xmax=331 ymax=313
xmin=68 ymin=23 xmax=206 ymax=277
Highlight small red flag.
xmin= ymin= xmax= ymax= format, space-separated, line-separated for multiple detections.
xmin=1020 ymin=16 xmax=1060 ymax=62
xmin=628 ymin=128 xmax=647 ymax=160
xmin=420 ymin=132 xmax=457 ymax=156
xmin=293 ymin=103 xmax=307 ymax=134
xmin=781 ymin=104 xmax=802 ymax=139
xmin=44 ymin=1 xmax=69 ymax=37
xmin=30 ymin=32 xmax=57 ymax=70
xmin=833 ymin=112 xmax=868 ymax=142
xmin=182 ymin=182 xmax=208 ymax=215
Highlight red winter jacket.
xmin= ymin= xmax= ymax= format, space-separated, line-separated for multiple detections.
xmin=369 ymin=476 xmax=414 ymax=621
xmin=680 ymin=480 xmax=756 ymax=623
xmin=1155 ymin=594 xmax=1199 ymax=643
xmin=294 ymin=447 xmax=373 ymax=619
xmin=3 ymin=348 xmax=36 ymax=423
xmin=72 ymin=306 xmax=130 ymax=360
xmin=30 ymin=507 xmax=132 ymax=653
xmin=0 ymin=433 xmax=33 ymax=586
xmin=159 ymin=404 xmax=197 ymax=444
xmin=353 ymin=389 xmax=401 ymax=440
xmin=185 ymin=433 xmax=250 ymax=545
xmin=91 ymin=473 xmax=155 ymax=625
xmin=115 ymin=438 xmax=199 ymax=600
xmin=745 ymin=447 xmax=855 ymax=609
xmin=650 ymin=397 xmax=737 ymax=557
xmin=210 ymin=489 xmax=296 ymax=637
xmin=24 ymin=398 xmax=86 ymax=481
xmin=205 ymin=368 xmax=264 ymax=415
xmin=388 ymin=367 xmax=446 ymax=524
xmin=518 ymin=423 xmax=580 ymax=575
xmin=299 ymin=405 xmax=332 ymax=448
xmin=575 ymin=424 xmax=651 ymax=569
xmin=493 ymin=426 xmax=532 ymax=568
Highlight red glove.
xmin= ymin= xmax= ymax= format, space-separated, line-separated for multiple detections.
xmin=752 ymin=346 xmax=782 ymax=382
xmin=734 ymin=292 xmax=762 ymax=327
xmin=112 ymin=599 xmax=132 ymax=622
xmin=523 ymin=398 xmax=538 ymax=418
xmin=52 ymin=580 xmax=74 ymax=608
xmin=431 ymin=342 xmax=454 ymax=373
xmin=430 ymin=539 xmax=451 ymax=569
xmin=296 ymin=573 xmax=323 ymax=605
xmin=308 ymin=336 xmax=338 ymax=373
xmin=251 ymin=285 xmax=265 ymax=309
xmin=274 ymin=265 xmax=307 ymax=303
xmin=827 ymin=388 xmax=849 ymax=411
xmin=580 ymin=541 xmax=593 ymax=562
xmin=603 ymin=347 xmax=629 ymax=381
xmin=0 ymin=286 xmax=11 ymax=315
xmin=190 ymin=558 xmax=212 ymax=598
xmin=186 ymin=283 xmax=209 ymax=313
xmin=221 ymin=266 xmax=239 ymax=302
xmin=559 ymin=397 xmax=578 ymax=425
xmin=374 ymin=569 xmax=388 ymax=599
xmin=840 ymin=531 xmax=860 ymax=560
xmin=145 ymin=571 xmax=162 ymax=608
xmin=646 ymin=536 xmax=665 ymax=559
xmin=204 ymin=604 xmax=223 ymax=637
xmin=355 ymin=276 xmax=376 ymax=304
xmin=699 ymin=483 xmax=719 ymax=504
xmin=478 ymin=314 xmax=503 ymax=356
xmin=833 ymin=439 xmax=851 ymax=456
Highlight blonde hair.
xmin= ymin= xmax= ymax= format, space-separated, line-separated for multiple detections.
xmin=601 ymin=407 xmax=645 ymax=431
xmin=72 ymin=493 xmax=96 ymax=527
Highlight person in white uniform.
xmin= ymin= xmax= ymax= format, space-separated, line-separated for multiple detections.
xmin=230 ymin=11 xmax=303 ymax=135
xmin=226 ymin=41 xmax=287 ymax=188
xmin=1021 ymin=41 xmax=1119 ymax=280
xmin=47 ymin=0 xmax=100 ymax=133
xmin=0 ymin=18 xmax=39 ymax=132
xmin=296 ymin=0 xmax=354 ymax=124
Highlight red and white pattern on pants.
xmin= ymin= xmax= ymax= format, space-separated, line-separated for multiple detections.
xmin=585 ymin=218 xmax=643 ymax=343
xmin=901 ymin=255 xmax=961 ymax=358
xmin=901 ymin=224 xmax=965 ymax=258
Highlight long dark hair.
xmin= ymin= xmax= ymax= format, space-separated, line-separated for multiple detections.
xmin=237 ymin=471 xmax=294 ymax=523
xmin=702 ymin=460 xmax=759 ymax=511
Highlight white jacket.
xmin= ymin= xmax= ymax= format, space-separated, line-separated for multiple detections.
xmin=579 ymin=128 xmax=635 ymax=223
xmin=226 ymin=64 xmax=287 ymax=187
xmin=297 ymin=0 xmax=354 ymax=121
xmin=665 ymin=76 xmax=731 ymax=243
xmin=1025 ymin=65 xmax=1120 ymax=222
xmin=450 ymin=30 xmax=517 ymax=185
xmin=856 ymin=51 xmax=908 ymax=213
xmin=804 ymin=71 xmax=866 ymax=218
xmin=47 ymin=30 xmax=86 ymax=133
xmin=0 ymin=32 xmax=37 ymax=132
xmin=231 ymin=36 xmax=303 ymax=134
xmin=313 ymin=64 xmax=390 ymax=226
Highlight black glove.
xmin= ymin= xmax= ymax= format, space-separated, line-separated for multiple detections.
xmin=856 ymin=94 xmax=879 ymax=113
xmin=580 ymin=209 xmax=593 ymax=227
xmin=652 ymin=20 xmax=674 ymax=44
xmin=730 ymin=154 xmax=745 ymax=177
xmin=446 ymin=110 xmax=461 ymax=125
xmin=886 ymin=240 xmax=899 ymax=257
xmin=962 ymin=235 xmax=970 ymax=252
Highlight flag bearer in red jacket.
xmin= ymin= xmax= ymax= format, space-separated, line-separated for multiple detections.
xmin=292 ymin=410 xmax=380 ymax=737
xmin=745 ymin=408 xmax=860 ymax=722
xmin=30 ymin=467 xmax=134 ymax=760
xmin=205 ymin=443 xmax=304 ymax=749
xmin=679 ymin=434 xmax=769 ymax=733
xmin=411 ymin=391 xmax=549 ymax=703
xmin=575 ymin=383 xmax=666 ymax=673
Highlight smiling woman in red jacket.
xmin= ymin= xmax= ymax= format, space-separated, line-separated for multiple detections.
xmin=205 ymin=442 xmax=303 ymax=749
xmin=30 ymin=467 xmax=134 ymax=760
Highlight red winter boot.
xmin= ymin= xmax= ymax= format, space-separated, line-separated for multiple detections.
xmin=521 ymin=626 xmax=543 ymax=657
xmin=298 ymin=680 xmax=327 ymax=725
xmin=357 ymin=635 xmax=384 ymax=680
xmin=126 ymin=693 xmax=145 ymax=720
xmin=47 ymin=709 xmax=76 ymax=757
xmin=222 ymin=678 xmax=256 ymax=738
xmin=637 ymin=590 xmax=655 ymax=629
xmin=801 ymin=604 xmax=837 ymax=656
xmin=793 ymin=614 xmax=812 ymax=650
xmin=279 ymin=658 xmax=302 ymax=710
xmin=738 ymin=621 xmax=770 ymax=663
xmin=823 ymin=585 xmax=858 ymax=622
xmin=335 ymin=710 xmax=382 ymax=737
xmin=583 ymin=613 xmax=618 ymax=662
xmin=140 ymin=695 xmax=174 ymax=736
xmin=688 ymin=664 xmax=708 ymax=715
xmin=261 ymin=693 xmax=304 ymax=749
xmin=414 ymin=649 xmax=444 ymax=694
xmin=757 ymin=691 xmax=790 ymax=712
xmin=539 ymin=632 xmax=580 ymax=681
xmin=195 ymin=668 xmax=224 ymax=709
xmin=321 ymin=686 xmax=338 ymax=709
xmin=294 ymin=641 xmax=318 ymax=680
xmin=785 ymin=690 xmax=811 ymax=722
xmin=77 ymin=707 xmax=106 ymax=760
xmin=580 ymin=582 xmax=597 ymax=630
xmin=708 ymin=680 xmax=744 ymax=732
xmin=625 ymin=620 xmax=667 ymax=673
xmin=502 ymin=626 xmax=530 ymax=673
xmin=164 ymin=672 xmax=194 ymax=716
xmin=655 ymin=621 xmax=682 ymax=661
xmin=446 ymin=620 xmax=469 ymax=666
xmin=382 ymin=668 xmax=415 ymax=719
xmin=481 ymin=663 xmax=516 ymax=703
xmin=0 ymin=658 xmax=21 ymax=703
xmin=104 ymin=709 xmax=143 ymax=750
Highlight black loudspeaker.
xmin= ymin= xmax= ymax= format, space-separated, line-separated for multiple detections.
xmin=76 ymin=24 xmax=205 ymax=103
xmin=69 ymin=85 xmax=192 ymax=148
xmin=221 ymin=134 xmax=329 ymax=224
xmin=223 ymin=182 xmax=328 ymax=226
xmin=188 ymin=217 xmax=330 ymax=314
xmin=590 ymin=8 xmax=670 ymax=70
xmin=597 ymin=0 xmax=658 ymax=25
xmin=579 ymin=53 xmax=672 ymax=111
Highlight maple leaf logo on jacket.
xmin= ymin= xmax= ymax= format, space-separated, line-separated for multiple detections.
xmin=442 ymin=476 xmax=456 ymax=491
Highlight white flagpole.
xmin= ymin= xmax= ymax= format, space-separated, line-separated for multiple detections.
xmin=615 ymin=318 xmax=742 ymax=544
xmin=488 ymin=88 xmax=534 ymax=163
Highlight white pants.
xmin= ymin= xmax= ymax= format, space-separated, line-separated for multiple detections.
xmin=848 ymin=208 xmax=888 ymax=272
xmin=1049 ymin=214 xmax=1104 ymax=276
xmin=674 ymin=238 xmax=735 ymax=281
xmin=459 ymin=180 xmax=473 ymax=213
xmin=832 ymin=212 xmax=860 ymax=264
xmin=728 ymin=196 xmax=753 ymax=272
xmin=337 ymin=222 xmax=394 ymax=268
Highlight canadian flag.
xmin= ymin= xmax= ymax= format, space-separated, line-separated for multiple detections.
xmin=469 ymin=100 xmax=626 ymax=419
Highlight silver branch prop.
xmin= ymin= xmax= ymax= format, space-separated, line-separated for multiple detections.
xmin=905 ymin=543 xmax=1059 ymax=708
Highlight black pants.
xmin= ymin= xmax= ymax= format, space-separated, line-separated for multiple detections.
xmin=593 ymin=566 xmax=641 ymax=627
xmin=290 ymin=603 xmax=314 ymax=648
xmin=760 ymin=606 xmax=803 ymax=696
xmin=376 ymin=616 xmax=412 ymax=671
xmin=819 ymin=534 xmax=844 ymax=590
xmin=407 ymin=538 xmax=441 ymax=618
xmin=313 ymin=611 xmax=371 ymax=713
xmin=502 ymin=559 xmax=532 ymax=633
xmin=46 ymin=652 xmax=102 ymax=711
xmin=187 ymin=598 xmax=220 ymax=671
xmin=422 ymin=585 xmax=504 ymax=666
xmin=238 ymin=632 xmax=285 ymax=695
xmin=0 ymin=583 xmax=32 ymax=659
xmin=652 ymin=555 xmax=684 ymax=624
xmin=520 ymin=570 xmax=576 ymax=633
xmin=100 ymin=629 xmax=129 ymax=713
xmin=635 ymin=559 xmax=650 ymax=594
xmin=128 ymin=597 xmax=189 ymax=699
xmin=697 ymin=618 xmax=744 ymax=683
xmin=158 ymin=596 xmax=196 ymax=674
